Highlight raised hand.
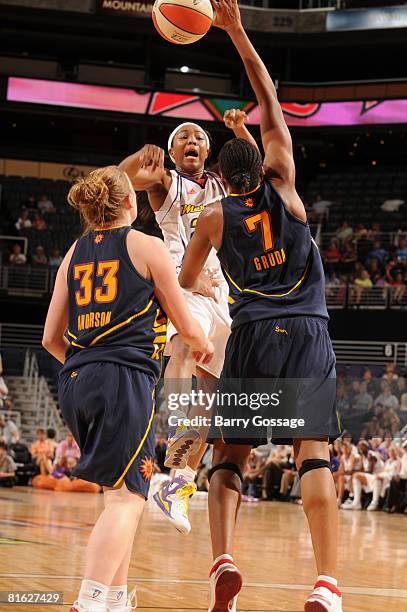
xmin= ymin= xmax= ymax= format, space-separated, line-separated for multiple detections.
xmin=211 ymin=0 xmax=241 ymax=32
xmin=224 ymin=108 xmax=248 ymax=130
xmin=138 ymin=144 xmax=165 ymax=171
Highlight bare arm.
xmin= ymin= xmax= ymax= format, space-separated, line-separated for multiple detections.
xmin=42 ymin=244 xmax=75 ymax=363
xmin=145 ymin=238 xmax=213 ymax=362
xmin=179 ymin=204 xmax=222 ymax=290
xmin=213 ymin=0 xmax=305 ymax=221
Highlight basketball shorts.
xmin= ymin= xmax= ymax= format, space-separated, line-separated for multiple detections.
xmin=58 ymin=362 xmax=156 ymax=498
xmin=208 ymin=316 xmax=341 ymax=446
xmin=165 ymin=282 xmax=231 ymax=378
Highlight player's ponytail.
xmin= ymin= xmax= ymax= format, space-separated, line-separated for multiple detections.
xmin=218 ymin=138 xmax=262 ymax=194
xmin=68 ymin=165 xmax=131 ymax=231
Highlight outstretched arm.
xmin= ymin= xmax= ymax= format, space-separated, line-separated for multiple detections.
xmin=179 ymin=204 xmax=223 ymax=290
xmin=213 ymin=0 xmax=294 ymax=184
xmin=119 ymin=145 xmax=171 ymax=210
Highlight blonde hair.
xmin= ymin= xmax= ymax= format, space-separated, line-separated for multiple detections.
xmin=68 ymin=165 xmax=131 ymax=231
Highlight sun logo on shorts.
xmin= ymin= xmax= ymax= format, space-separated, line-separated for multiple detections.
xmin=244 ymin=198 xmax=254 ymax=208
xmin=139 ymin=457 xmax=154 ymax=481
xmin=95 ymin=233 xmax=104 ymax=244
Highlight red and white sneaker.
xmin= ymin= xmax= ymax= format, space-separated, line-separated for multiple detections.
xmin=304 ymin=580 xmax=343 ymax=611
xmin=208 ymin=555 xmax=242 ymax=612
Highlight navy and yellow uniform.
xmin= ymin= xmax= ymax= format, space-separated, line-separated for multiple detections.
xmin=212 ymin=181 xmax=340 ymax=444
xmin=59 ymin=226 xmax=167 ymax=496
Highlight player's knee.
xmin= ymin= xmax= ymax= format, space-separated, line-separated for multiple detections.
xmin=208 ymin=462 xmax=243 ymax=484
xmin=298 ymin=458 xmax=332 ymax=479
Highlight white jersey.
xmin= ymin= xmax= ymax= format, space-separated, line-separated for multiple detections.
xmin=155 ymin=169 xmax=226 ymax=276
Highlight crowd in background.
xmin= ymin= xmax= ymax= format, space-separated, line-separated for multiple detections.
xmin=320 ymin=217 xmax=407 ymax=302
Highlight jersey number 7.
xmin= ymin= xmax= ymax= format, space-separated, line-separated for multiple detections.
xmin=243 ymin=210 xmax=274 ymax=252
xmin=74 ymin=260 xmax=119 ymax=306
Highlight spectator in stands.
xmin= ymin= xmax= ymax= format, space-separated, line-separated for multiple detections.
xmin=0 ymin=414 xmax=20 ymax=445
xmin=9 ymin=244 xmax=26 ymax=265
xmin=336 ymin=386 xmax=350 ymax=415
xmin=360 ymin=416 xmax=384 ymax=441
xmin=15 ymin=210 xmax=32 ymax=231
xmin=32 ymin=245 xmax=48 ymax=266
xmin=24 ymin=195 xmax=36 ymax=210
xmin=243 ymin=449 xmax=264 ymax=498
xmin=389 ymin=272 xmax=406 ymax=304
xmin=335 ymin=441 xmax=361 ymax=507
xmin=379 ymin=406 xmax=401 ymax=436
xmin=382 ymin=363 xmax=399 ymax=385
xmin=352 ymin=270 xmax=372 ymax=305
xmin=395 ymin=377 xmax=407 ymax=402
xmin=342 ymin=440 xmax=384 ymax=510
xmin=385 ymin=440 xmax=407 ymax=513
xmin=56 ymin=432 xmax=80 ymax=463
xmin=0 ymin=442 xmax=17 ymax=487
xmin=395 ymin=238 xmax=407 ymax=264
xmin=32 ymin=212 xmax=47 ymax=231
xmin=352 ymin=381 xmax=373 ymax=413
xmin=37 ymin=194 xmax=56 ymax=214
xmin=367 ymin=240 xmax=388 ymax=264
xmin=49 ymin=248 xmax=63 ymax=268
xmin=375 ymin=382 xmax=400 ymax=411
xmin=367 ymin=259 xmax=383 ymax=285
xmin=354 ymin=224 xmax=368 ymax=240
xmin=312 ymin=194 xmax=332 ymax=219
xmin=366 ymin=445 xmax=400 ymax=511
xmin=362 ymin=368 xmax=379 ymax=397
xmin=0 ymin=367 xmax=9 ymax=409
xmin=341 ymin=242 xmax=358 ymax=268
xmin=336 ymin=221 xmax=353 ymax=243
xmin=324 ymin=238 xmax=341 ymax=265
xmin=30 ymin=428 xmax=55 ymax=475
xmin=46 ymin=428 xmax=58 ymax=455
xmin=366 ymin=223 xmax=380 ymax=243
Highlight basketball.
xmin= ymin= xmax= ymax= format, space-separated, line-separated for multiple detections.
xmin=152 ymin=0 xmax=214 ymax=45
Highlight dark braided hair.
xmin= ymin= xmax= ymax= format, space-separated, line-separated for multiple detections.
xmin=218 ymin=138 xmax=262 ymax=193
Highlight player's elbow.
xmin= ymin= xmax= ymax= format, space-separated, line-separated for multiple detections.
xmin=42 ymin=331 xmax=57 ymax=352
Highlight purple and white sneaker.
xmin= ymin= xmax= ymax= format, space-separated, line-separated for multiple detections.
xmin=164 ymin=420 xmax=202 ymax=470
xmin=153 ymin=475 xmax=197 ymax=534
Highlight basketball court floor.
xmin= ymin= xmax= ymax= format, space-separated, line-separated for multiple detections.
xmin=0 ymin=487 xmax=406 ymax=611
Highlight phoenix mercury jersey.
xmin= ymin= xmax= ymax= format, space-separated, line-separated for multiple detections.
xmin=62 ymin=226 xmax=167 ymax=381
xmin=217 ymin=181 xmax=329 ymax=329
xmin=155 ymin=169 xmax=226 ymax=277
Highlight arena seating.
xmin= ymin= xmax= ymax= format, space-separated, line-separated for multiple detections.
xmin=305 ymin=166 xmax=407 ymax=232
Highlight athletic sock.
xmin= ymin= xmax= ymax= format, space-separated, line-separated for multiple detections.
xmin=317 ymin=575 xmax=337 ymax=587
xmin=212 ymin=553 xmax=234 ymax=565
xmin=175 ymin=465 xmax=196 ymax=483
xmin=78 ymin=579 xmax=109 ymax=609
xmin=352 ymin=477 xmax=362 ymax=505
xmin=106 ymin=585 xmax=127 ymax=609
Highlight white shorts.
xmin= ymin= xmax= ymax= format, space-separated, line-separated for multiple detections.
xmin=166 ymin=284 xmax=231 ymax=379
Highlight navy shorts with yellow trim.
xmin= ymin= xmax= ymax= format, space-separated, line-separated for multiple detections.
xmin=208 ymin=316 xmax=341 ymax=446
xmin=58 ymin=362 xmax=156 ymax=498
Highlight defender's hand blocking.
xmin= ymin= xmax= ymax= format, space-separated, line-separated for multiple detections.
xmin=211 ymin=0 xmax=241 ymax=31
xmin=224 ymin=108 xmax=248 ymax=130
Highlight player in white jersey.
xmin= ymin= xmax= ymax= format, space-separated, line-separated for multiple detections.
xmin=341 ymin=440 xmax=384 ymax=510
xmin=119 ymin=113 xmax=257 ymax=533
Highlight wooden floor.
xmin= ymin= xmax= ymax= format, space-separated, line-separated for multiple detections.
xmin=0 ymin=487 xmax=406 ymax=611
